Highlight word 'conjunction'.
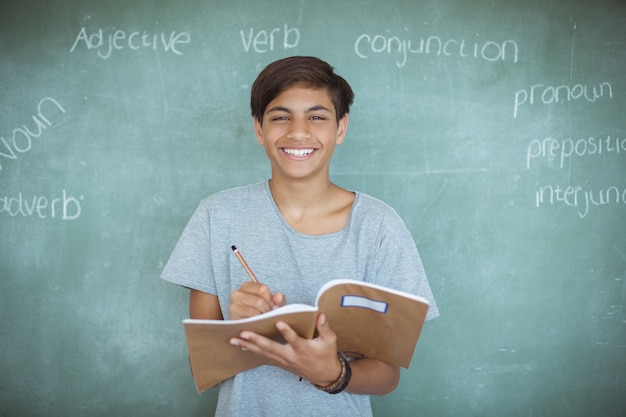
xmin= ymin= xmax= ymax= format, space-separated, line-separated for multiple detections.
xmin=354 ymin=33 xmax=518 ymax=68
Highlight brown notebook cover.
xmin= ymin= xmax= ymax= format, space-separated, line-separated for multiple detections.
xmin=183 ymin=279 xmax=430 ymax=393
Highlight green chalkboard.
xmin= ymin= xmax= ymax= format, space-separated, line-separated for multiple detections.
xmin=1 ymin=0 xmax=624 ymax=416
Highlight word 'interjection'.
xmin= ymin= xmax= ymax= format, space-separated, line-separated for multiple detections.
xmin=70 ymin=27 xmax=191 ymax=59
xmin=0 ymin=190 xmax=83 ymax=220
xmin=535 ymin=184 xmax=625 ymax=219
xmin=354 ymin=33 xmax=518 ymax=68
xmin=0 ymin=97 xmax=66 ymax=172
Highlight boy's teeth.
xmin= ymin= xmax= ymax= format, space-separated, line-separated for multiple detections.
xmin=284 ymin=148 xmax=314 ymax=156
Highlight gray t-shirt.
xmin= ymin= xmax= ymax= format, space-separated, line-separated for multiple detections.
xmin=161 ymin=181 xmax=438 ymax=417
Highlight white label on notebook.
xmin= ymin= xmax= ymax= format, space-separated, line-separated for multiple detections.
xmin=341 ymin=295 xmax=389 ymax=313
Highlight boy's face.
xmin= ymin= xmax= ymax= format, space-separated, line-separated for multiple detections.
xmin=254 ymin=86 xmax=348 ymax=182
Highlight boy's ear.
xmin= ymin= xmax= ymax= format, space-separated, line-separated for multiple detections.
xmin=253 ymin=117 xmax=264 ymax=144
xmin=336 ymin=114 xmax=349 ymax=145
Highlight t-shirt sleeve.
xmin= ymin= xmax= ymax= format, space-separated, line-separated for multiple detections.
xmin=375 ymin=210 xmax=440 ymax=321
xmin=160 ymin=201 xmax=216 ymax=295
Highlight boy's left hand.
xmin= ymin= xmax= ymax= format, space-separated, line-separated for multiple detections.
xmin=229 ymin=313 xmax=342 ymax=387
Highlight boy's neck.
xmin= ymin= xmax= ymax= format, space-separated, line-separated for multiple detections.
xmin=268 ymin=177 xmax=355 ymax=236
xmin=268 ymin=176 xmax=334 ymax=209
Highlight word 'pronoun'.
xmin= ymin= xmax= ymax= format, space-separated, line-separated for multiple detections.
xmin=513 ymin=81 xmax=612 ymax=118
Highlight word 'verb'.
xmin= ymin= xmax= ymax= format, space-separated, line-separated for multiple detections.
xmin=240 ymin=23 xmax=300 ymax=53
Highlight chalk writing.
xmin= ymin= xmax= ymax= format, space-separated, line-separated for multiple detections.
xmin=535 ymin=184 xmax=626 ymax=219
xmin=0 ymin=97 xmax=66 ymax=172
xmin=69 ymin=27 xmax=191 ymax=59
xmin=526 ymin=135 xmax=626 ymax=169
xmin=240 ymin=23 xmax=300 ymax=53
xmin=354 ymin=33 xmax=518 ymax=68
xmin=513 ymin=81 xmax=612 ymax=118
xmin=0 ymin=190 xmax=83 ymax=220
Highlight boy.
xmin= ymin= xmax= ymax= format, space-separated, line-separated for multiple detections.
xmin=161 ymin=56 xmax=438 ymax=416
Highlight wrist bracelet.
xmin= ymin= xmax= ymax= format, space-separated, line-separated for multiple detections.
xmin=312 ymin=353 xmax=352 ymax=394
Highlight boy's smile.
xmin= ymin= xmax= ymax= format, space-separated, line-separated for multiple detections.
xmin=282 ymin=147 xmax=315 ymax=158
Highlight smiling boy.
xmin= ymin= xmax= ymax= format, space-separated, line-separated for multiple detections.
xmin=161 ymin=56 xmax=438 ymax=417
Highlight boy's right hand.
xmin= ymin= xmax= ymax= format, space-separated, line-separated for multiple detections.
xmin=228 ymin=282 xmax=286 ymax=320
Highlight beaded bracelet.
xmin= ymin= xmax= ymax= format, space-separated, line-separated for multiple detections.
xmin=312 ymin=353 xmax=352 ymax=394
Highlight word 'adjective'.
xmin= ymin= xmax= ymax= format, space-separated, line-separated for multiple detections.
xmin=0 ymin=190 xmax=83 ymax=220
xmin=0 ymin=97 xmax=66 ymax=171
xmin=240 ymin=23 xmax=300 ymax=53
xmin=70 ymin=27 xmax=191 ymax=59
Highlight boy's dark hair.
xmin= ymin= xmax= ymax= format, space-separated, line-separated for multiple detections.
xmin=250 ymin=56 xmax=354 ymax=124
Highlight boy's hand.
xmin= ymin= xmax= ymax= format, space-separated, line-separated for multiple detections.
xmin=229 ymin=313 xmax=341 ymax=387
xmin=229 ymin=281 xmax=285 ymax=320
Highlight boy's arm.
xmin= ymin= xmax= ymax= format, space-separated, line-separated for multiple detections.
xmin=347 ymin=358 xmax=400 ymax=395
xmin=189 ymin=289 xmax=223 ymax=320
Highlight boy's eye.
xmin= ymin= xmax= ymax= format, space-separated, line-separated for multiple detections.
xmin=268 ymin=114 xmax=329 ymax=122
